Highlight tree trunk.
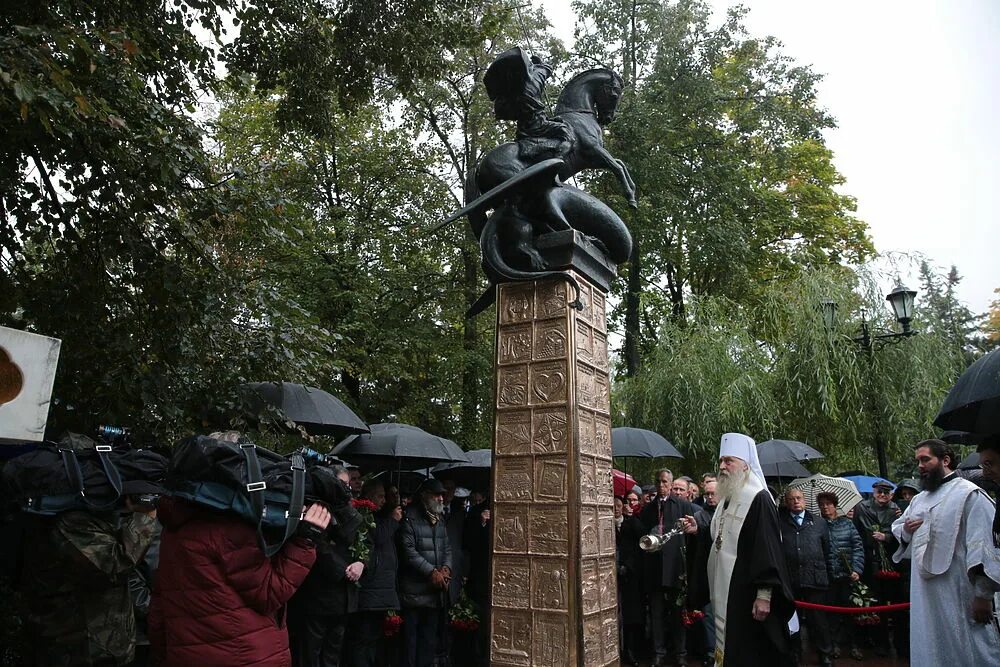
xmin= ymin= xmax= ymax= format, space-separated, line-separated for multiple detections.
xmin=623 ymin=237 xmax=642 ymax=377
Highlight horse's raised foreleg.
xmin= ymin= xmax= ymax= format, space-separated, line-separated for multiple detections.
xmin=588 ymin=144 xmax=638 ymax=208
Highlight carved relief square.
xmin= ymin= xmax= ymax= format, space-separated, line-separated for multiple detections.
xmin=580 ymin=507 xmax=599 ymax=556
xmin=592 ymin=330 xmax=609 ymax=371
xmin=530 ymin=558 xmax=569 ymax=611
xmin=594 ymin=374 xmax=611 ymax=412
xmin=583 ymin=614 xmax=603 ymax=667
xmin=593 ymin=291 xmax=607 ymax=332
xmin=598 ymin=510 xmax=616 ymax=556
xmin=594 ymin=415 xmax=612 ymax=458
xmin=491 ymin=610 xmax=531 ymax=666
xmin=577 ymin=363 xmax=596 ymax=409
xmin=499 ymin=284 xmax=534 ymax=324
xmin=529 ymin=505 xmax=569 ymax=555
xmin=492 ymin=556 xmax=530 ymax=609
xmin=576 ymin=320 xmax=594 ymax=363
xmin=579 ymin=456 xmax=598 ymax=504
xmin=534 ymin=319 xmax=567 ymax=361
xmin=497 ymin=365 xmax=528 ymax=408
xmin=581 ymin=558 xmax=600 ymax=615
xmin=595 ymin=459 xmax=614 ymax=505
xmin=601 ymin=611 xmax=619 ymax=661
xmin=532 ymin=613 xmax=570 ymax=667
xmin=532 ymin=408 xmax=568 ymax=454
xmin=529 ymin=361 xmax=567 ymax=405
xmin=599 ymin=557 xmax=618 ymax=611
xmin=536 ymin=280 xmax=568 ymax=319
xmin=498 ymin=324 xmax=532 ymax=365
xmin=496 ymin=410 xmax=532 ymax=455
xmin=495 ymin=457 xmax=533 ymax=502
xmin=578 ymin=410 xmax=597 ymax=456
xmin=493 ymin=504 xmax=528 ymax=554
xmin=534 ymin=457 xmax=568 ymax=502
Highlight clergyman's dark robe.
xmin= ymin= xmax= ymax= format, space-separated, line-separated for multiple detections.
xmin=705 ymin=480 xmax=795 ymax=666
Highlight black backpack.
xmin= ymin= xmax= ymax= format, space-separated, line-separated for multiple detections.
xmin=166 ymin=435 xmax=309 ymax=556
xmin=1 ymin=436 xmax=167 ymax=514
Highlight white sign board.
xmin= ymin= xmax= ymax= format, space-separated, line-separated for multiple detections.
xmin=0 ymin=326 xmax=61 ymax=444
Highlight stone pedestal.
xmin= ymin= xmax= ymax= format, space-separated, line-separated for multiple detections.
xmin=489 ymin=234 xmax=619 ymax=667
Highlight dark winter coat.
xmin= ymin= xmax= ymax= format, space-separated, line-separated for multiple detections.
xmin=852 ymin=498 xmax=901 ymax=580
xmin=825 ymin=516 xmax=864 ymax=580
xmin=289 ymin=502 xmax=366 ymax=617
xmin=615 ymin=515 xmax=645 ymax=625
xmin=358 ymin=509 xmax=402 ymax=611
xmin=148 ymin=497 xmax=316 ymax=667
xmin=21 ymin=509 xmax=156 ymax=667
xmin=398 ymin=502 xmax=452 ymax=609
xmin=463 ymin=502 xmax=491 ymax=603
xmin=638 ymin=494 xmax=699 ymax=590
xmin=778 ymin=509 xmax=831 ymax=591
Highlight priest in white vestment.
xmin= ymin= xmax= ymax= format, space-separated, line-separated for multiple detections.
xmin=685 ymin=433 xmax=794 ymax=666
xmin=892 ymin=438 xmax=1000 ymax=666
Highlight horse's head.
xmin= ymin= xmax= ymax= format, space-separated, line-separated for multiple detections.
xmin=594 ymin=70 xmax=625 ymax=125
xmin=556 ymin=69 xmax=625 ymax=126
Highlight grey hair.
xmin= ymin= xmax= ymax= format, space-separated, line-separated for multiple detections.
xmin=328 ymin=464 xmax=349 ymax=480
xmin=654 ymin=468 xmax=673 ymax=482
xmin=209 ymin=430 xmax=243 ymax=443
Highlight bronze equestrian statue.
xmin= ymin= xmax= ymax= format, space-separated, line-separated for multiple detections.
xmin=440 ymin=47 xmax=636 ymax=314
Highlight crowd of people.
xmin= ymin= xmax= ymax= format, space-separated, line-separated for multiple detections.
xmin=3 ymin=432 xmax=999 ymax=667
xmin=616 ymin=435 xmax=1000 ymax=667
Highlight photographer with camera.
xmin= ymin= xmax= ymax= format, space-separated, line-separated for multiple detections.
xmin=20 ymin=487 xmax=157 ymax=667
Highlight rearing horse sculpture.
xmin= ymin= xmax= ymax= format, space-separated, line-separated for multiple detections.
xmin=440 ymin=49 xmax=636 ymax=314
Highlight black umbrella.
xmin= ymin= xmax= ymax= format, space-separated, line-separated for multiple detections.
xmin=432 ymin=448 xmax=492 ymax=490
xmin=941 ymin=430 xmax=984 ymax=445
xmin=331 ymin=423 xmax=469 ymax=471
xmin=241 ymin=382 xmax=369 ymax=436
xmin=611 ymin=427 xmax=684 ymax=458
xmin=935 ymin=348 xmax=1000 ymax=434
xmin=760 ymin=460 xmax=811 ymax=479
xmin=757 ymin=439 xmax=824 ymax=465
xmin=370 ymin=469 xmax=431 ymax=496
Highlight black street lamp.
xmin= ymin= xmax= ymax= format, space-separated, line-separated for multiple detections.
xmin=822 ymin=283 xmax=919 ymax=478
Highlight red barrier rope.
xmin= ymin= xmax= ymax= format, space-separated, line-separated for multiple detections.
xmin=795 ymin=600 xmax=910 ymax=614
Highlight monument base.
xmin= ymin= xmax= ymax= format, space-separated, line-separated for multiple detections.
xmin=489 ymin=262 xmax=619 ymax=667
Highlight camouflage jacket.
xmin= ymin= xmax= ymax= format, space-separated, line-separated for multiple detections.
xmin=21 ymin=509 xmax=156 ymax=666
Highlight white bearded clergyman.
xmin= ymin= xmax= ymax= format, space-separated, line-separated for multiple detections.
xmin=891 ymin=439 xmax=1000 ymax=665
xmin=683 ymin=433 xmax=795 ymax=666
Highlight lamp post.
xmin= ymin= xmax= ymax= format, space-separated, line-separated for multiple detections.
xmin=823 ymin=283 xmax=919 ymax=478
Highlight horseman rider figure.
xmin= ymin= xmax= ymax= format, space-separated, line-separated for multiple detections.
xmin=485 ymin=47 xmax=572 ymax=163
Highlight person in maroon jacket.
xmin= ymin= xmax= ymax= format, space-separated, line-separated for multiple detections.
xmin=148 ymin=497 xmax=331 ymax=667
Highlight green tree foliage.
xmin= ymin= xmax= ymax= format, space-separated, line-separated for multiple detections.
xmin=0 ymin=1 xmax=487 ymax=441
xmin=571 ymin=0 xmax=875 ymax=375
xmin=917 ymin=261 xmax=987 ymax=356
xmin=615 ymin=267 xmax=967 ymax=477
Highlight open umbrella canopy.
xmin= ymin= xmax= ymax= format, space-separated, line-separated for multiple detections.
xmin=839 ymin=475 xmax=895 ymax=494
xmin=788 ymin=474 xmax=863 ymax=517
xmin=959 ymin=451 xmax=981 ymax=471
xmin=612 ymin=469 xmax=638 ymax=497
xmin=431 ymin=448 xmax=492 ymax=490
xmin=934 ymin=348 xmax=1000 ymax=435
xmin=369 ymin=469 xmax=430 ymax=496
xmin=611 ymin=427 xmax=684 ymax=458
xmin=241 ymin=382 xmax=369 ymax=436
xmin=332 ymin=423 xmax=468 ymax=471
xmin=760 ymin=460 xmax=811 ymax=479
xmin=757 ymin=439 xmax=824 ymax=465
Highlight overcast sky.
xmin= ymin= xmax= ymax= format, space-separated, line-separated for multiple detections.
xmin=538 ymin=0 xmax=998 ymax=314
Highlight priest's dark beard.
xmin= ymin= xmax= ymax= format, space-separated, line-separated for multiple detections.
xmin=921 ymin=466 xmax=945 ymax=492
xmin=717 ymin=467 xmax=750 ymax=500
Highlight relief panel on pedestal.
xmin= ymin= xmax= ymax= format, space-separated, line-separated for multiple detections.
xmin=580 ymin=506 xmax=599 ymax=557
xmin=496 ymin=410 xmax=531 ymax=456
xmin=491 ymin=610 xmax=531 ymax=666
xmin=535 ymin=280 xmax=568 ymax=319
xmin=532 ymin=613 xmax=570 ymax=667
xmin=493 ymin=504 xmax=528 ymax=554
xmin=534 ymin=319 xmax=568 ymax=361
xmin=529 ymin=360 xmax=568 ymax=406
xmin=532 ymin=408 xmax=568 ymax=455
xmin=529 ymin=505 xmax=569 ymax=556
xmin=497 ymin=365 xmax=528 ymax=408
xmin=492 ymin=556 xmax=530 ymax=610
xmin=530 ymin=557 xmax=570 ymax=611
xmin=499 ymin=284 xmax=534 ymax=325
xmin=498 ymin=324 xmax=532 ymax=366
xmin=534 ymin=457 xmax=568 ymax=503
xmin=494 ymin=457 xmax=533 ymax=503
